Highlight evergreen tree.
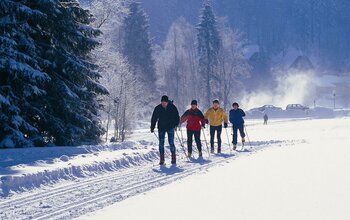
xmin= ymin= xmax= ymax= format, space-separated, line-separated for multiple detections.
xmin=0 ymin=0 xmax=48 ymax=147
xmin=122 ymin=2 xmax=155 ymax=85
xmin=0 ymin=0 xmax=107 ymax=148
xmin=197 ymin=2 xmax=221 ymax=107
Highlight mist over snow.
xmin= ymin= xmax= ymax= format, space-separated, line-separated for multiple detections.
xmin=241 ymin=70 xmax=316 ymax=110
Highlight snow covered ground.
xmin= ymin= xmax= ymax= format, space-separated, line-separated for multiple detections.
xmin=1 ymin=118 xmax=349 ymax=219
xmin=0 ymin=141 xmax=160 ymax=197
xmin=81 ymin=118 xmax=350 ymax=220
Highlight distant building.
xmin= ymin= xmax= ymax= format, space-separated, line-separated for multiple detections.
xmin=289 ymin=55 xmax=314 ymax=71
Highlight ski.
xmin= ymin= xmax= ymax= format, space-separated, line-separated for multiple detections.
xmin=175 ymin=129 xmax=190 ymax=161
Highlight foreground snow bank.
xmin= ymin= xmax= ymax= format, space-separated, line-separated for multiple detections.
xmin=0 ymin=141 xmax=160 ymax=196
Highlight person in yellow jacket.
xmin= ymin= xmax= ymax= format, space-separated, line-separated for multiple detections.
xmin=204 ymin=100 xmax=228 ymax=154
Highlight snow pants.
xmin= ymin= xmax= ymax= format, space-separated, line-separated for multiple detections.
xmin=210 ymin=125 xmax=222 ymax=151
xmin=232 ymin=124 xmax=246 ymax=145
xmin=158 ymin=128 xmax=176 ymax=155
xmin=187 ymin=130 xmax=202 ymax=154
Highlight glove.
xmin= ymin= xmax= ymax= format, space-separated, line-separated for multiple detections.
xmin=202 ymin=124 xmax=206 ymax=129
xmin=150 ymin=128 xmax=154 ymax=133
xmin=205 ymin=119 xmax=209 ymax=124
xmin=224 ymin=123 xmax=228 ymax=128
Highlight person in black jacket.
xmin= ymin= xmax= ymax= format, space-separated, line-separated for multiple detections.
xmin=264 ymin=114 xmax=268 ymax=125
xmin=151 ymin=95 xmax=180 ymax=165
xmin=229 ymin=102 xmax=246 ymax=150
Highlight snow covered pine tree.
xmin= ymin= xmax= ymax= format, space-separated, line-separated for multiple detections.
xmin=197 ymin=2 xmax=221 ymax=108
xmin=121 ymin=2 xmax=157 ymax=107
xmin=0 ymin=0 xmax=108 ymax=148
xmin=122 ymin=2 xmax=155 ymax=84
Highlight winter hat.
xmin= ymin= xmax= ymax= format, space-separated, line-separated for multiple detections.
xmin=232 ymin=102 xmax=239 ymax=107
xmin=191 ymin=100 xmax=198 ymax=105
xmin=213 ymin=99 xmax=220 ymax=104
xmin=161 ymin=95 xmax=169 ymax=102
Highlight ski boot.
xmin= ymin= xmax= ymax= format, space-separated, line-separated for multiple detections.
xmin=242 ymin=137 xmax=245 ymax=143
xmin=210 ymin=148 xmax=214 ymax=154
xmin=171 ymin=153 xmax=176 ymax=165
xmin=159 ymin=154 xmax=165 ymax=165
xmin=233 ymin=145 xmax=237 ymax=151
xmin=217 ymin=147 xmax=221 ymax=154
xmin=188 ymin=152 xmax=192 ymax=158
xmin=198 ymin=151 xmax=203 ymax=157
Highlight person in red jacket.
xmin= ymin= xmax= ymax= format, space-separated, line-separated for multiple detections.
xmin=180 ymin=100 xmax=206 ymax=158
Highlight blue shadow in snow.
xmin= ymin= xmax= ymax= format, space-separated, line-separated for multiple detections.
xmin=213 ymin=153 xmax=235 ymax=158
xmin=236 ymin=148 xmax=252 ymax=153
xmin=0 ymin=167 xmax=21 ymax=175
xmin=152 ymin=164 xmax=184 ymax=175
xmin=187 ymin=157 xmax=212 ymax=165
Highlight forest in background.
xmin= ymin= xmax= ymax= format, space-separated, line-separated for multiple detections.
xmin=1 ymin=0 xmax=350 ymax=148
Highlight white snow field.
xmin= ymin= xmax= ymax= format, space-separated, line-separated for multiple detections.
xmin=81 ymin=118 xmax=350 ymax=220
xmin=1 ymin=118 xmax=349 ymax=219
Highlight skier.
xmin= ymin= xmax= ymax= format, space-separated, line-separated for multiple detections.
xmin=264 ymin=114 xmax=268 ymax=125
xmin=229 ymin=102 xmax=246 ymax=150
xmin=151 ymin=95 xmax=180 ymax=165
xmin=180 ymin=100 xmax=206 ymax=158
xmin=204 ymin=100 xmax=228 ymax=154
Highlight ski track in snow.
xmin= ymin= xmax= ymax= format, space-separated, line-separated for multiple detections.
xmin=0 ymin=137 xmax=301 ymax=220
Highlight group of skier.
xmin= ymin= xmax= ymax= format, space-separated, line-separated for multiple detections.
xmin=151 ymin=95 xmax=246 ymax=165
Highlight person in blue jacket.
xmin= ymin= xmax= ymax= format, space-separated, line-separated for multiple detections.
xmin=229 ymin=102 xmax=246 ymax=150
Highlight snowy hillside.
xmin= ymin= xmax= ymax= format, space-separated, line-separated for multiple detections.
xmin=246 ymin=107 xmax=350 ymax=119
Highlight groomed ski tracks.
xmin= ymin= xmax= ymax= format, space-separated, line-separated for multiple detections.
xmin=1 ymin=153 xmax=234 ymax=220
xmin=0 ymin=139 xmax=298 ymax=220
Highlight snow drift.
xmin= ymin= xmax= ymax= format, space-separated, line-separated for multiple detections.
xmin=0 ymin=141 xmax=161 ymax=197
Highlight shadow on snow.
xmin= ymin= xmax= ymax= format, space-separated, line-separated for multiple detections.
xmin=152 ymin=165 xmax=185 ymax=175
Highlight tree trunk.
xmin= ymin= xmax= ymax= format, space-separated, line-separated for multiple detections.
xmin=105 ymin=102 xmax=111 ymax=142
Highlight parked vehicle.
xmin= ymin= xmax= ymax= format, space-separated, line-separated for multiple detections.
xmin=286 ymin=104 xmax=309 ymax=111
xmin=250 ymin=105 xmax=283 ymax=112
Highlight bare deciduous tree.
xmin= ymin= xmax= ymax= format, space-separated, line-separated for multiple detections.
xmin=218 ymin=18 xmax=252 ymax=110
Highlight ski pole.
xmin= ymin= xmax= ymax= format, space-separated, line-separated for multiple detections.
xmin=152 ymin=132 xmax=160 ymax=167
xmin=244 ymin=125 xmax=252 ymax=149
xmin=175 ymin=129 xmax=189 ymax=161
xmin=180 ymin=125 xmax=193 ymax=153
xmin=153 ymin=132 xmax=159 ymax=141
xmin=180 ymin=124 xmax=185 ymax=144
xmin=201 ymin=127 xmax=210 ymax=159
xmin=180 ymin=125 xmax=194 ymax=154
xmin=225 ymin=127 xmax=232 ymax=154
